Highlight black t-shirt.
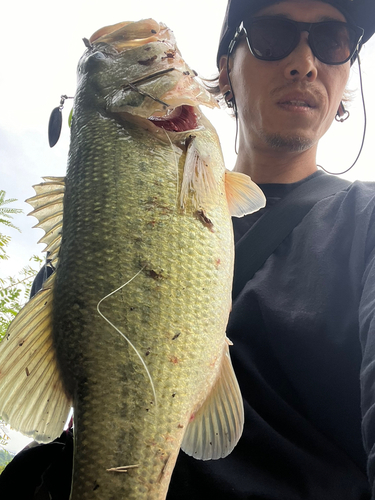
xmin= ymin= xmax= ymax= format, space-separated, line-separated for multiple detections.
xmin=168 ymin=172 xmax=375 ymax=499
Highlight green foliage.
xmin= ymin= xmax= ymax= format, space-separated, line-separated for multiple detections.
xmin=0 ymin=234 xmax=11 ymax=261
xmin=0 ymin=191 xmax=21 ymax=262
xmin=0 ymin=421 xmax=10 ymax=448
xmin=0 ymin=421 xmax=12 ymax=471
xmin=0 ymin=256 xmax=43 ymax=342
xmin=0 ymin=447 xmax=14 ymax=473
xmin=0 ymin=191 xmax=43 ymax=342
xmin=68 ymin=107 xmax=73 ymax=128
xmin=0 ymin=190 xmax=22 ymax=232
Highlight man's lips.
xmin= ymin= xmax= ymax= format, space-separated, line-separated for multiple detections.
xmin=277 ymin=93 xmax=317 ymax=109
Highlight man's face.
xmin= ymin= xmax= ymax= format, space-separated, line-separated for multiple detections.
xmin=221 ymin=0 xmax=351 ymax=154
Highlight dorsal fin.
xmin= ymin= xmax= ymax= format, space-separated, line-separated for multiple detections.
xmin=26 ymin=176 xmax=65 ymax=268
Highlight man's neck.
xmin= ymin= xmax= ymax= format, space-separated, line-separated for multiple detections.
xmin=234 ymin=144 xmax=319 ymax=184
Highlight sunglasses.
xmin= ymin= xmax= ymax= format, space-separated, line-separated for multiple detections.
xmin=237 ymin=16 xmax=364 ymax=65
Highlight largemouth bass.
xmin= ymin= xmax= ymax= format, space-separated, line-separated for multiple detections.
xmin=0 ymin=19 xmax=265 ymax=499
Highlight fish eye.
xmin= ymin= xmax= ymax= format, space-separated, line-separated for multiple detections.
xmin=93 ymin=51 xmax=106 ymax=60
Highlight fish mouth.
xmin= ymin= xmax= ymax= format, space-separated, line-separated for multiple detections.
xmin=148 ymin=105 xmax=198 ymax=132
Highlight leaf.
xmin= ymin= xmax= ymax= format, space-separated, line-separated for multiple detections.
xmin=0 ymin=190 xmax=23 ymax=232
xmin=68 ymin=107 xmax=73 ymax=128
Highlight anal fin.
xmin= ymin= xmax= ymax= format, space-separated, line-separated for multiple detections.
xmin=181 ymin=341 xmax=244 ymax=460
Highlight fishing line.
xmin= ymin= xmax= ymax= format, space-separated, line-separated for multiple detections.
xmin=127 ymin=82 xmax=170 ymax=108
xmin=319 ymin=54 xmax=367 ymax=175
xmin=96 ymin=267 xmax=157 ymax=407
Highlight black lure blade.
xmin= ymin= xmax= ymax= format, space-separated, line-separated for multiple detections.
xmin=48 ymin=107 xmax=63 ymax=147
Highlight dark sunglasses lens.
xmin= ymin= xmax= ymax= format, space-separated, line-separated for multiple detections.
xmin=246 ymin=18 xmax=299 ymax=60
xmin=311 ymin=23 xmax=356 ymax=63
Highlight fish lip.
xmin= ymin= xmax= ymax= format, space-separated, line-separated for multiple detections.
xmin=277 ymin=92 xmax=317 ymax=108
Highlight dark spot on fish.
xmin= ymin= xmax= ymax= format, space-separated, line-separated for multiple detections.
xmin=172 ymin=393 xmax=176 ymax=398
xmin=93 ymin=482 xmax=100 ymax=491
xmin=172 ymin=333 xmax=181 ymax=341
xmin=19 ymin=340 xmax=24 ymax=347
xmin=183 ymin=71 xmax=190 ymax=75
xmin=185 ymin=134 xmax=196 ymax=150
xmin=138 ymin=55 xmax=157 ymax=66
xmin=194 ymin=210 xmax=214 ymax=232
xmin=151 ymin=29 xmax=157 ymax=34
xmin=148 ymin=269 xmax=164 ymax=280
xmin=162 ymin=50 xmax=176 ymax=60
xmin=178 ymin=424 xmax=184 ymax=429
xmin=146 ymin=408 xmax=149 ymax=412
xmin=25 ymin=367 xmax=30 ymax=377
xmin=145 ymin=348 xmax=151 ymax=356
xmin=192 ymin=69 xmax=198 ymax=76
xmin=210 ymin=442 xmax=212 ymax=446
xmin=44 ymin=301 xmax=48 ymax=306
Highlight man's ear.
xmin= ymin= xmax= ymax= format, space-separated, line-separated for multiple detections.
xmin=219 ymin=55 xmax=233 ymax=100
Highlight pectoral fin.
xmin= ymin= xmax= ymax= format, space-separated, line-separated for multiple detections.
xmin=0 ymin=273 xmax=71 ymax=443
xmin=181 ymin=341 xmax=244 ymax=460
xmin=225 ymin=170 xmax=266 ymax=217
xmin=180 ymin=136 xmax=217 ymax=210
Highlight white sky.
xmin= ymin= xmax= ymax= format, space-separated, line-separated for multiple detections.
xmin=1 ymin=0 xmax=375 ymax=453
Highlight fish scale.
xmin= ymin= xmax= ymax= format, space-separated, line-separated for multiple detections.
xmin=0 ymin=19 xmax=265 ymax=500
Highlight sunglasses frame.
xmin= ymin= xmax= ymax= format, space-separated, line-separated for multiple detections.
xmin=238 ymin=16 xmax=364 ymax=65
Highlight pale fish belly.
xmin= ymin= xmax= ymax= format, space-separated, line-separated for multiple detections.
xmin=52 ymin=115 xmax=233 ymax=499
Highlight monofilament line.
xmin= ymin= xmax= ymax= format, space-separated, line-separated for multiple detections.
xmin=96 ymin=267 xmax=157 ymax=406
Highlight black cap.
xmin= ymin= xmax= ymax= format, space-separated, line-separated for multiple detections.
xmin=217 ymin=0 xmax=375 ymax=67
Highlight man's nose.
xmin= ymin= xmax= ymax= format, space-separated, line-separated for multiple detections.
xmin=283 ymin=32 xmax=318 ymax=81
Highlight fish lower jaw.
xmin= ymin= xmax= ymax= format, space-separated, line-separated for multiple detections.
xmin=148 ymin=105 xmax=199 ymax=132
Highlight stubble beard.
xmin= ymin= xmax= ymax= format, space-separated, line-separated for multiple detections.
xmin=261 ymin=131 xmax=314 ymax=153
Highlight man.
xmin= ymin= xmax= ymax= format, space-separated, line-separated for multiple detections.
xmin=167 ymin=0 xmax=375 ymax=498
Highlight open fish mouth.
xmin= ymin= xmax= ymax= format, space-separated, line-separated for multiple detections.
xmin=148 ymin=105 xmax=198 ymax=132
